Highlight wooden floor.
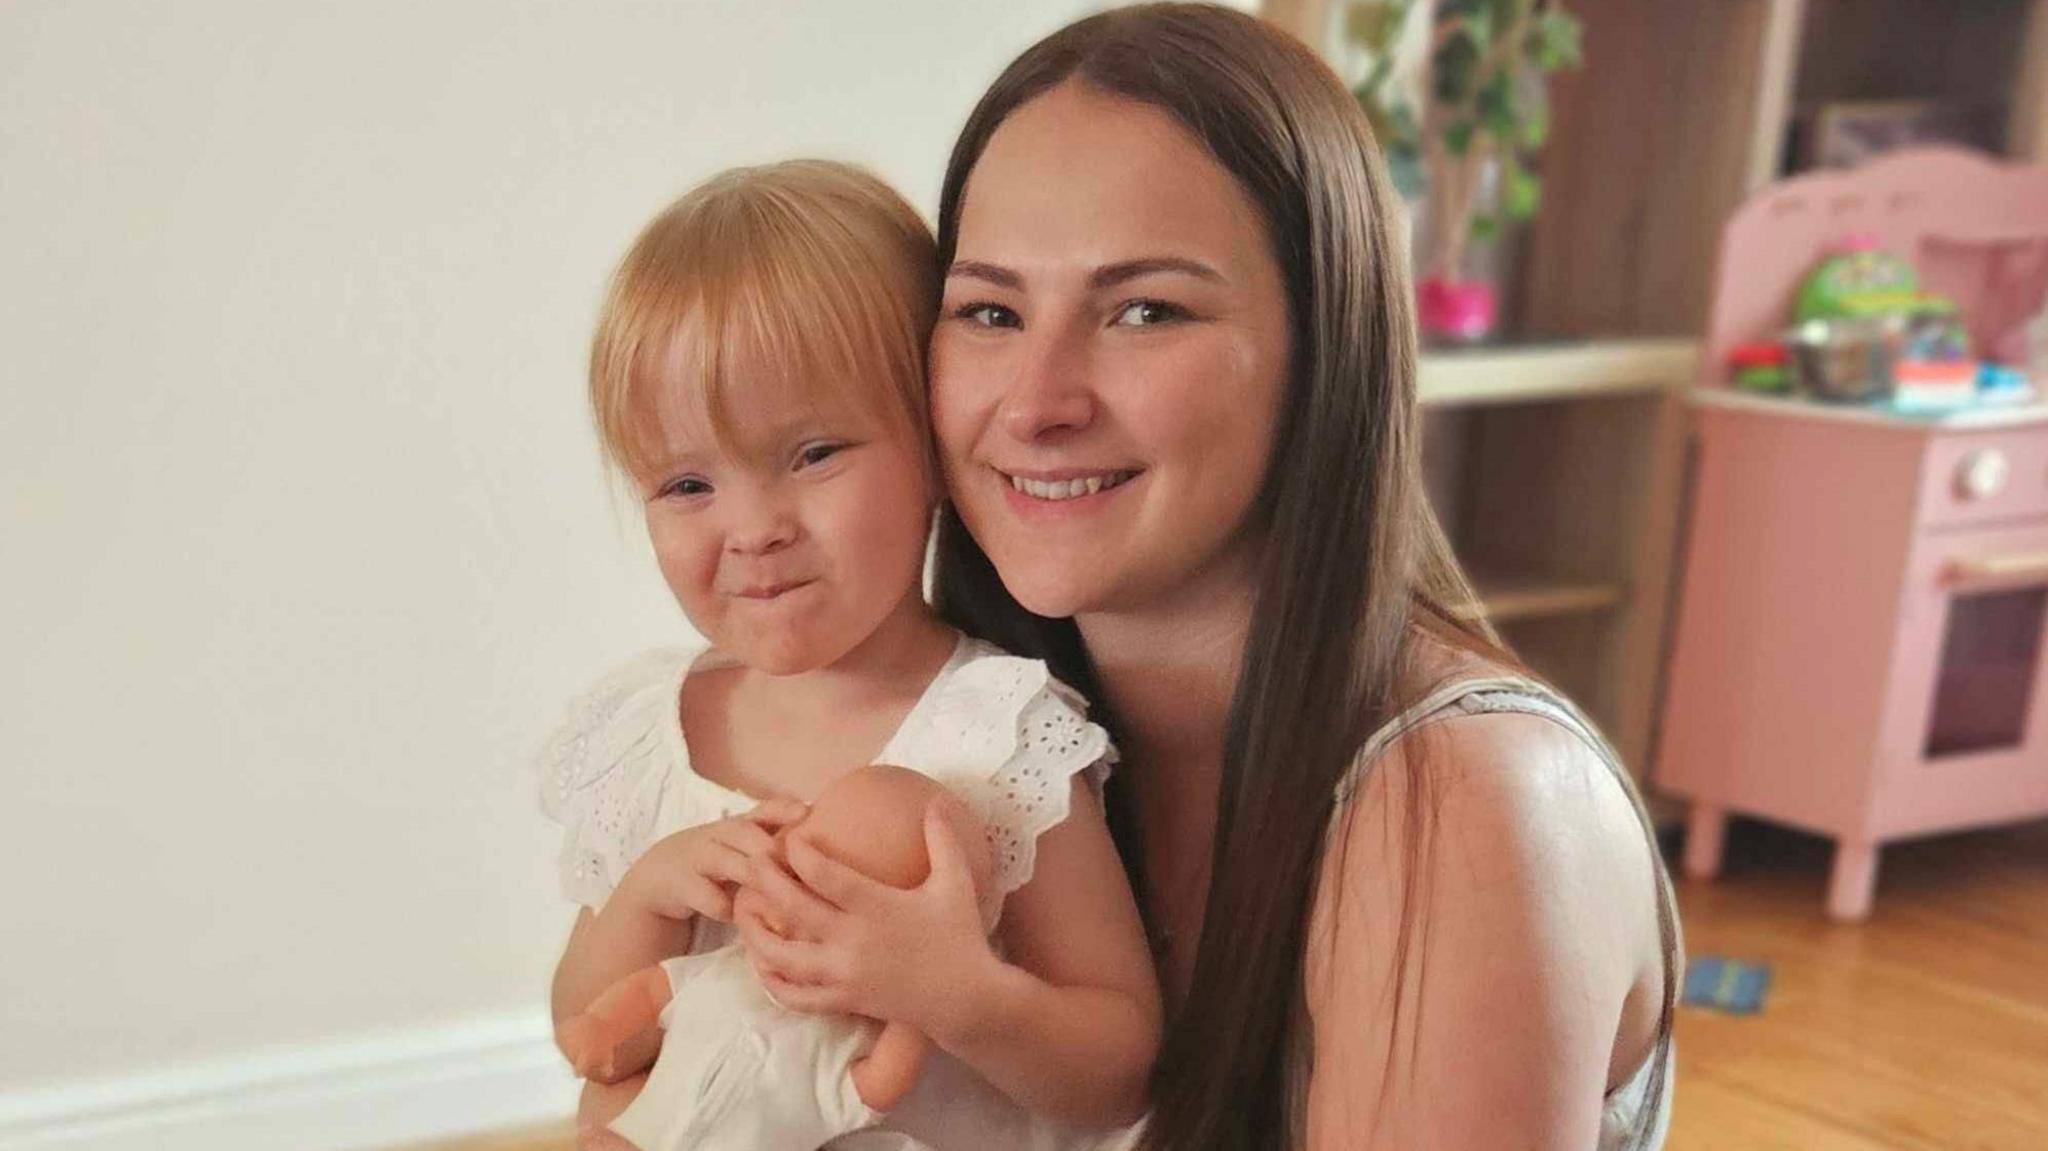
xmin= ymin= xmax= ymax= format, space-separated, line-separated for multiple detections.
xmin=422 ymin=818 xmax=2048 ymax=1151
xmin=1664 ymin=816 xmax=2048 ymax=1151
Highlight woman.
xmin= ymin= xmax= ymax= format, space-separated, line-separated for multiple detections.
xmin=748 ymin=5 xmax=1679 ymax=1148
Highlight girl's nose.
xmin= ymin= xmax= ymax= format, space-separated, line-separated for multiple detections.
xmin=999 ymin=330 xmax=1097 ymax=442
xmin=724 ymin=490 xmax=798 ymax=556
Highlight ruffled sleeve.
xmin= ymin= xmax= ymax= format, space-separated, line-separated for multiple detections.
xmin=536 ymin=649 xmax=694 ymax=910
xmin=906 ymin=645 xmax=1116 ymax=923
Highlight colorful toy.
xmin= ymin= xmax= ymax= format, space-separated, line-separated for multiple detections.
xmin=1891 ymin=357 xmax=1979 ymax=411
xmin=1977 ymin=362 xmax=2036 ymax=406
xmin=1793 ymin=233 xmax=1921 ymax=322
xmin=1726 ymin=342 xmax=1792 ymax=393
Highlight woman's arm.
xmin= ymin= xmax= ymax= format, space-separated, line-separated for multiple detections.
xmin=1302 ymin=713 xmax=1665 ymax=1150
xmin=739 ymin=780 xmax=1161 ymax=1130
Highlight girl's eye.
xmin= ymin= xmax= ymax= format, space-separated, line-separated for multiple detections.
xmin=658 ymin=476 xmax=711 ymax=499
xmin=795 ymin=442 xmax=846 ymax=470
xmin=1112 ymin=300 xmax=1186 ymax=327
xmin=953 ymin=302 xmax=1020 ymax=329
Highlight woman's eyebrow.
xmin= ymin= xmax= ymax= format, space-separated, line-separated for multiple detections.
xmin=1088 ymin=256 xmax=1225 ymax=289
xmin=945 ymin=256 xmax=1226 ymax=290
xmin=946 ymin=260 xmax=1022 ymax=288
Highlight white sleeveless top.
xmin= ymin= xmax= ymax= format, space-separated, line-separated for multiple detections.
xmin=538 ymin=632 xmax=1121 ymax=1150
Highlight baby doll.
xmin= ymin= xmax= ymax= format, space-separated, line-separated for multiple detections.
xmin=557 ymin=765 xmax=994 ymax=1150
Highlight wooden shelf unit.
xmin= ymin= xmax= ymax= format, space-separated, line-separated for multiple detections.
xmin=1454 ymin=572 xmax=1626 ymax=625
xmin=1417 ymin=351 xmax=1691 ymax=776
xmin=1419 ymin=338 xmax=1698 ymax=407
xmin=1265 ymin=0 xmax=2048 ymax=792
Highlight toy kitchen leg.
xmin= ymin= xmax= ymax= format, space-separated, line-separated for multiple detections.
xmin=1827 ymin=839 xmax=1881 ymax=921
xmin=1683 ymin=802 xmax=1727 ymax=881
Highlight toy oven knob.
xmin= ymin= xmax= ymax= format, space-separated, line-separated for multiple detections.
xmin=1954 ymin=449 xmax=2011 ymax=502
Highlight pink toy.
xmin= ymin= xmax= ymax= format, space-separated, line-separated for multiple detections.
xmin=1661 ymin=148 xmax=2048 ymax=920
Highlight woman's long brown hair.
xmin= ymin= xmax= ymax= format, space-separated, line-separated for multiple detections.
xmin=932 ymin=4 xmax=1672 ymax=1147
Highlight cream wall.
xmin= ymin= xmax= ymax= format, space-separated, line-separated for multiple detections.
xmin=0 ymin=0 xmax=1103 ymax=1101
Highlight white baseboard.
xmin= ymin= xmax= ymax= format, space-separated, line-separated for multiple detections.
xmin=0 ymin=1011 xmax=578 ymax=1151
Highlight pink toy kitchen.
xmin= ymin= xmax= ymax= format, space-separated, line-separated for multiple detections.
xmin=1658 ymin=147 xmax=2048 ymax=921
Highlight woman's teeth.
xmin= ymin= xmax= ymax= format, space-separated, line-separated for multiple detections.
xmin=1008 ymin=471 xmax=1136 ymax=501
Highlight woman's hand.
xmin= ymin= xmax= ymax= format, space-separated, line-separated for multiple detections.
xmin=734 ymin=799 xmax=998 ymax=1041
xmin=615 ymin=798 xmax=808 ymax=926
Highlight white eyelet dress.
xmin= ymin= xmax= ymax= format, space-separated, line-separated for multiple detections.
xmin=539 ymin=633 xmax=1122 ymax=1151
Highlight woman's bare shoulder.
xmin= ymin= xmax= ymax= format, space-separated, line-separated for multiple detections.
xmin=1342 ymin=703 xmax=1650 ymax=908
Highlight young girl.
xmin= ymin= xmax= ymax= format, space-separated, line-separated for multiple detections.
xmin=539 ymin=160 xmax=1159 ymax=1149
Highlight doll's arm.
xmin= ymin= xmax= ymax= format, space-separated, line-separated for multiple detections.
xmin=577 ymin=1073 xmax=649 ymax=1151
xmin=551 ymin=906 xmax=690 ymax=1083
xmin=849 ymin=1020 xmax=932 ymax=1112
xmin=557 ymin=963 xmax=675 ymax=1082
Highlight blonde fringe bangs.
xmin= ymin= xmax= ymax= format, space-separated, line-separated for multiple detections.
xmin=589 ymin=160 xmax=939 ymax=487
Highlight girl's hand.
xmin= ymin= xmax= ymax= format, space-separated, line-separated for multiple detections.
xmin=616 ymin=798 xmax=807 ymax=925
xmin=735 ymin=799 xmax=997 ymax=1041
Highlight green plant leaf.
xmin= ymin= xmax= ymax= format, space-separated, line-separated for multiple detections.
xmin=1462 ymin=8 xmax=1495 ymax=52
xmin=1363 ymin=54 xmax=1394 ymax=97
xmin=1504 ymin=165 xmax=1541 ymax=218
xmin=1344 ymin=2 xmax=1399 ymax=49
xmin=1387 ymin=146 xmax=1427 ymax=201
xmin=1470 ymin=212 xmax=1502 ymax=244
xmin=1528 ymin=10 xmax=1583 ymax=71
xmin=1478 ymin=66 xmax=1518 ymax=137
xmin=1389 ymin=100 xmax=1421 ymax=145
xmin=1433 ymin=34 xmax=1480 ymax=102
xmin=1444 ymin=118 xmax=1476 ymax=156
xmin=1520 ymin=97 xmax=1549 ymax=149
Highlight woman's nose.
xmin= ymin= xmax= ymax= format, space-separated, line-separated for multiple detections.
xmin=998 ymin=329 xmax=1097 ymax=442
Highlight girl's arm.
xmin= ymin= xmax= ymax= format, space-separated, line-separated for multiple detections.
xmin=1301 ymin=713 xmax=1666 ymax=1149
xmin=738 ymin=780 xmax=1160 ymax=1130
xmin=551 ymin=799 xmax=807 ymax=1080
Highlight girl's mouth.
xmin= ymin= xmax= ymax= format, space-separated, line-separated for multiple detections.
xmin=731 ymin=578 xmax=814 ymax=600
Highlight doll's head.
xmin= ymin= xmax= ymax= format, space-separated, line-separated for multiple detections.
xmin=784 ymin=764 xmax=996 ymax=919
xmin=586 ymin=161 xmax=943 ymax=675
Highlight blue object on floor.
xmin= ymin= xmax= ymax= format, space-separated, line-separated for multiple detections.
xmin=1681 ymin=956 xmax=1773 ymax=1015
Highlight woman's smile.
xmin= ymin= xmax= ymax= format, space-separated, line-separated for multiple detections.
xmin=995 ymin=465 xmax=1144 ymax=517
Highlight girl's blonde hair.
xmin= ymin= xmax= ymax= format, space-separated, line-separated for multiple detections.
xmin=589 ymin=160 xmax=940 ymax=486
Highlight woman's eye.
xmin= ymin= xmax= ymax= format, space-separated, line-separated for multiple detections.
xmin=954 ymin=302 xmax=1020 ymax=329
xmin=795 ymin=442 xmax=846 ymax=469
xmin=1112 ymin=300 xmax=1185 ymax=327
